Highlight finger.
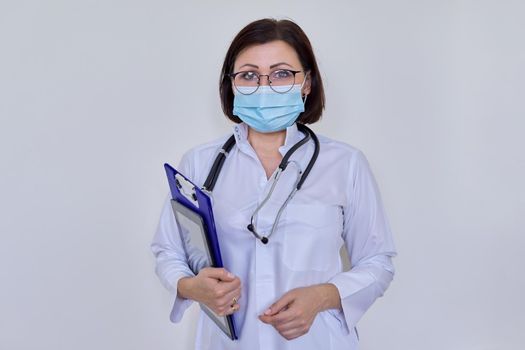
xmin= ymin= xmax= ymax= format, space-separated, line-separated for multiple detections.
xmin=258 ymin=314 xmax=272 ymax=324
xmin=280 ymin=328 xmax=304 ymax=341
xmin=275 ymin=317 xmax=304 ymax=333
xmin=229 ymin=290 xmax=242 ymax=304
xmin=226 ymin=285 xmax=242 ymax=299
xmin=217 ymin=301 xmax=240 ymax=316
xmin=219 ymin=287 xmax=242 ymax=308
xmin=219 ymin=276 xmax=241 ymax=290
xmin=258 ymin=307 xmax=294 ymax=326
xmin=203 ymin=267 xmax=236 ymax=282
xmin=263 ymin=291 xmax=295 ymax=316
xmin=258 ymin=307 xmax=288 ymax=324
xmin=267 ymin=306 xmax=296 ymax=326
xmin=226 ymin=303 xmax=240 ymax=315
xmin=212 ymin=280 xmax=240 ymax=300
xmin=225 ymin=290 xmax=241 ymax=305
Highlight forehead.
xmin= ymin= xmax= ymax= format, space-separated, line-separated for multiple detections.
xmin=234 ymin=40 xmax=302 ymax=70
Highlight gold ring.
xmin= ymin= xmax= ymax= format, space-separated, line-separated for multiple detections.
xmin=232 ymin=297 xmax=237 ymax=305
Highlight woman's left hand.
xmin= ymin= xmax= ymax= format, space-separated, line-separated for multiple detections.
xmin=258 ymin=284 xmax=340 ymax=340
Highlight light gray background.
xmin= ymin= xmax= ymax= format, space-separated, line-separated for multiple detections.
xmin=1 ymin=1 xmax=524 ymax=349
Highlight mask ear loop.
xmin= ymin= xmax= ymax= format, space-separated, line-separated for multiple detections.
xmin=300 ymin=71 xmax=309 ymax=106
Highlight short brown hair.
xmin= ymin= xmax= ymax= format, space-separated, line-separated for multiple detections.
xmin=219 ymin=18 xmax=325 ymax=124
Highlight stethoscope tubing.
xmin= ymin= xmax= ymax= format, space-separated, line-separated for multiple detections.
xmin=202 ymin=123 xmax=320 ymax=244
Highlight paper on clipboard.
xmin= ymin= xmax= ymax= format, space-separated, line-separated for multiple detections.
xmin=164 ymin=163 xmax=238 ymax=340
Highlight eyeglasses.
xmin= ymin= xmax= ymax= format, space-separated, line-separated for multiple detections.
xmin=228 ymin=69 xmax=304 ymax=95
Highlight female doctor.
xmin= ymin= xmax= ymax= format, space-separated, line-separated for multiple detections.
xmin=151 ymin=18 xmax=397 ymax=349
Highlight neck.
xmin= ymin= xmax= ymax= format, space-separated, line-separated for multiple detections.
xmin=247 ymin=127 xmax=286 ymax=157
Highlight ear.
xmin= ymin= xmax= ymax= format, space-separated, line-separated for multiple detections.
xmin=301 ymin=72 xmax=312 ymax=96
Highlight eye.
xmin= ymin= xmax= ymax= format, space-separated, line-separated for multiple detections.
xmin=271 ymin=70 xmax=293 ymax=79
xmin=238 ymin=71 xmax=258 ymax=81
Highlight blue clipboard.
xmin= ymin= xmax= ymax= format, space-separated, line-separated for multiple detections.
xmin=164 ymin=163 xmax=238 ymax=340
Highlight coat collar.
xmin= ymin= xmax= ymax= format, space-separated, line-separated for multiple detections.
xmin=232 ymin=122 xmax=303 ymax=156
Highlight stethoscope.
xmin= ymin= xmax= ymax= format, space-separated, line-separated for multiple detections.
xmin=201 ymin=123 xmax=320 ymax=244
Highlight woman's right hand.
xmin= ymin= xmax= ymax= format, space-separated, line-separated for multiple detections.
xmin=177 ymin=267 xmax=242 ymax=316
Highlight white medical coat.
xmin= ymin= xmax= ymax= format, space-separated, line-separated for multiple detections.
xmin=151 ymin=122 xmax=397 ymax=349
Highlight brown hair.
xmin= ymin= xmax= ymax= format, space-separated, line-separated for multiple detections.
xmin=219 ymin=18 xmax=325 ymax=124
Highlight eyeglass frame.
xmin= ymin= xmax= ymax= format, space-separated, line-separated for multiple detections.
xmin=227 ymin=69 xmax=307 ymax=95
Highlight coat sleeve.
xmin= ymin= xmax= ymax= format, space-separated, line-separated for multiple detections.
xmin=328 ymin=150 xmax=397 ymax=333
xmin=150 ymin=152 xmax=196 ymax=323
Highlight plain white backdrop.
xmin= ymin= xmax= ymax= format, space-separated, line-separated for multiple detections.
xmin=1 ymin=1 xmax=524 ymax=349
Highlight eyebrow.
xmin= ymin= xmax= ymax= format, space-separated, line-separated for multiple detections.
xmin=239 ymin=63 xmax=259 ymax=69
xmin=270 ymin=62 xmax=293 ymax=69
xmin=238 ymin=62 xmax=294 ymax=70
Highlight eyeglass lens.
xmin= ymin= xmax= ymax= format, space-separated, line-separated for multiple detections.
xmin=233 ymin=70 xmax=298 ymax=94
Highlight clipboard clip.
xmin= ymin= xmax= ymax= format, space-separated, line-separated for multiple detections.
xmin=175 ymin=174 xmax=199 ymax=207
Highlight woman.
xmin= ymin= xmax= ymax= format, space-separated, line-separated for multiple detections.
xmin=151 ymin=18 xmax=397 ymax=349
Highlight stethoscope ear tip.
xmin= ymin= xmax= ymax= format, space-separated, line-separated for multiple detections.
xmin=247 ymin=224 xmax=269 ymax=244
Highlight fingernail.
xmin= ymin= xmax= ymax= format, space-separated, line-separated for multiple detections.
xmin=227 ymin=272 xmax=234 ymax=278
xmin=264 ymin=308 xmax=271 ymax=315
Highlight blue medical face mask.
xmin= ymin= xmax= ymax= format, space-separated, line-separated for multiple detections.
xmin=232 ymin=83 xmax=307 ymax=133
